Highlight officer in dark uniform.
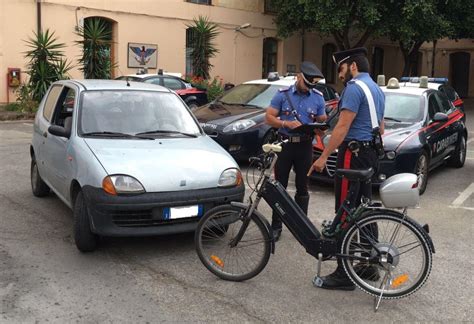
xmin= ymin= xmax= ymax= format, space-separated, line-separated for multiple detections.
xmin=308 ymin=48 xmax=385 ymax=290
xmin=265 ymin=61 xmax=327 ymax=241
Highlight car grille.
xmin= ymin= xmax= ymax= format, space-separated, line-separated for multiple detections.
xmin=313 ymin=149 xmax=338 ymax=177
xmin=111 ymin=209 xmax=199 ymax=227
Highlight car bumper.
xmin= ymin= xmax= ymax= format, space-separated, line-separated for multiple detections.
xmin=82 ymin=185 xmax=245 ymax=236
xmin=207 ymin=129 xmax=260 ymax=161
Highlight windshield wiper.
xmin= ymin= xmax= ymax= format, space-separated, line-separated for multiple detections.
xmin=135 ymin=130 xmax=198 ymax=137
xmin=216 ymin=100 xmax=260 ymax=108
xmin=384 ymin=117 xmax=402 ymax=122
xmin=81 ymin=131 xmax=154 ymax=140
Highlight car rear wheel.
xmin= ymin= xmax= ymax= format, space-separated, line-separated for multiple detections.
xmin=74 ymin=191 xmax=98 ymax=252
xmin=31 ymin=158 xmax=50 ymax=197
xmin=415 ymin=152 xmax=429 ymax=195
xmin=447 ymin=135 xmax=467 ymax=168
xmin=187 ymin=101 xmax=199 ymax=110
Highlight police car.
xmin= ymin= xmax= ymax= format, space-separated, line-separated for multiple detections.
xmin=311 ymin=76 xmax=467 ymax=194
xmin=115 ymin=71 xmax=208 ymax=109
xmin=193 ymin=73 xmax=339 ymax=161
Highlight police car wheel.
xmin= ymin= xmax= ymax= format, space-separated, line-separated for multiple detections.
xmin=187 ymin=101 xmax=199 ymax=110
xmin=447 ymin=135 xmax=467 ymax=168
xmin=415 ymin=152 xmax=429 ymax=195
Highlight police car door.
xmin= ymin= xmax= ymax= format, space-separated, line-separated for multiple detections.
xmin=426 ymin=92 xmax=452 ymax=164
xmin=434 ymin=91 xmax=461 ymax=158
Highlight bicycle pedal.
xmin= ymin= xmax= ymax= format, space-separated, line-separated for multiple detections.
xmin=312 ymin=276 xmax=324 ymax=287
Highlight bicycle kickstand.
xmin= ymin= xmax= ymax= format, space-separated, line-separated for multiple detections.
xmin=374 ymin=271 xmax=391 ymax=312
xmin=312 ymin=253 xmax=324 ymax=287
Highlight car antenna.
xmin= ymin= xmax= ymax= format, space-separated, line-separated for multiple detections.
xmin=126 ymin=77 xmax=130 ymax=87
xmin=117 ymin=66 xmax=130 ymax=87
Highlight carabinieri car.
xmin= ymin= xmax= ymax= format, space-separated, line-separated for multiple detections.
xmin=311 ymin=77 xmax=467 ymax=194
xmin=30 ymin=80 xmax=244 ymax=252
xmin=193 ymin=74 xmax=339 ymax=161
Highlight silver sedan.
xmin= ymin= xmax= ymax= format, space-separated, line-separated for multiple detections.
xmin=30 ymin=80 xmax=244 ymax=252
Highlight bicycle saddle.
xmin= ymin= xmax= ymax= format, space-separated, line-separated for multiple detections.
xmin=335 ymin=168 xmax=374 ymax=181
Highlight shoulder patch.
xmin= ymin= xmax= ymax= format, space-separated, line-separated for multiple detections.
xmin=311 ymin=88 xmax=323 ymax=96
xmin=278 ymin=87 xmax=290 ymax=92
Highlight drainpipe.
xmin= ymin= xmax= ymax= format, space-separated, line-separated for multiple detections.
xmin=301 ymin=29 xmax=305 ymax=61
xmin=431 ymin=40 xmax=437 ymax=77
xmin=36 ymin=0 xmax=42 ymax=34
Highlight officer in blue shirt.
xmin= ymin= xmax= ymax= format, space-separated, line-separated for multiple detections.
xmin=308 ymin=47 xmax=385 ymax=290
xmin=265 ymin=61 xmax=327 ymax=241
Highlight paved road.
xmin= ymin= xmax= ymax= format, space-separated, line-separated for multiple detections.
xmin=0 ymin=115 xmax=473 ymax=322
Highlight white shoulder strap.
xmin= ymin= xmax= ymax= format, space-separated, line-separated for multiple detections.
xmin=353 ymin=79 xmax=379 ymax=130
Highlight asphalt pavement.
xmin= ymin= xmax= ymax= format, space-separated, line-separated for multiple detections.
xmin=0 ymin=107 xmax=473 ymax=322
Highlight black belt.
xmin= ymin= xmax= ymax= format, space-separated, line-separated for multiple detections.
xmin=278 ymin=133 xmax=313 ymax=143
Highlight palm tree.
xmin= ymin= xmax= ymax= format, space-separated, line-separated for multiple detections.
xmin=186 ymin=16 xmax=220 ymax=79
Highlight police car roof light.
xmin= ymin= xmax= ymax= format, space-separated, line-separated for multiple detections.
xmin=267 ymin=72 xmax=280 ymax=82
xmin=386 ymin=77 xmax=400 ymax=89
xmin=400 ymin=76 xmax=448 ymax=84
xmin=377 ymin=75 xmax=386 ymax=86
xmin=419 ymin=76 xmax=428 ymax=88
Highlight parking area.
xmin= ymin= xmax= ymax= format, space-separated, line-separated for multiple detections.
xmin=0 ymin=113 xmax=473 ymax=322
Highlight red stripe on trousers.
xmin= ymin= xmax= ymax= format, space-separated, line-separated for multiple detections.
xmin=339 ymin=148 xmax=352 ymax=223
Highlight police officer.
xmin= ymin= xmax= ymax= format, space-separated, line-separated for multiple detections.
xmin=265 ymin=61 xmax=327 ymax=241
xmin=308 ymin=48 xmax=385 ymax=290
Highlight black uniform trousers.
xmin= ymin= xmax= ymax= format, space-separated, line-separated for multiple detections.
xmin=272 ymin=138 xmax=313 ymax=230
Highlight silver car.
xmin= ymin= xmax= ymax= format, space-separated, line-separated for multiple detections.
xmin=30 ymin=80 xmax=244 ymax=252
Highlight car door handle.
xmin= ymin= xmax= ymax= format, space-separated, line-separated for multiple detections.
xmin=42 ymin=131 xmax=48 ymax=138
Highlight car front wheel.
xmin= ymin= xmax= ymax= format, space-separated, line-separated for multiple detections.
xmin=187 ymin=101 xmax=199 ymax=110
xmin=31 ymin=158 xmax=50 ymax=197
xmin=74 ymin=191 xmax=98 ymax=252
xmin=415 ymin=152 xmax=429 ymax=195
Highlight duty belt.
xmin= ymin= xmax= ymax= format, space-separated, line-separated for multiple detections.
xmin=278 ymin=133 xmax=313 ymax=143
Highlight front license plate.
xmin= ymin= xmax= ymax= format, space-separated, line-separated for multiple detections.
xmin=169 ymin=205 xmax=199 ymax=219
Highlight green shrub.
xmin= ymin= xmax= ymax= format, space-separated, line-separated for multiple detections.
xmin=5 ymin=103 xmax=21 ymax=112
xmin=185 ymin=75 xmax=224 ymax=101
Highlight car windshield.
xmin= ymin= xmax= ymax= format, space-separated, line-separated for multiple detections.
xmin=115 ymin=76 xmax=142 ymax=82
xmin=384 ymin=93 xmax=424 ymax=123
xmin=217 ymin=84 xmax=282 ymax=108
xmin=79 ymin=90 xmax=201 ymax=137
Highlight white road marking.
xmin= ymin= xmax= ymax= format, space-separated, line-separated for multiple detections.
xmin=22 ymin=123 xmax=33 ymax=126
xmin=449 ymin=205 xmax=474 ymax=211
xmin=450 ymin=182 xmax=474 ymax=207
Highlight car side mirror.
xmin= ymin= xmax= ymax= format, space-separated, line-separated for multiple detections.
xmin=432 ymin=112 xmax=448 ymax=123
xmin=48 ymin=125 xmax=70 ymax=139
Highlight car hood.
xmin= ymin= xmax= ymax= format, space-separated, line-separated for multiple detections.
xmin=83 ymin=136 xmax=238 ymax=192
xmin=193 ymin=102 xmax=264 ymax=127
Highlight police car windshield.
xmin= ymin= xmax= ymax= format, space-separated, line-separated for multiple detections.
xmin=217 ymin=84 xmax=281 ymax=108
xmin=384 ymin=93 xmax=424 ymax=123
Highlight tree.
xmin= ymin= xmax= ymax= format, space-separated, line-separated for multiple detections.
xmin=186 ymin=16 xmax=220 ymax=79
xmin=271 ymin=0 xmax=390 ymax=50
xmin=24 ymin=29 xmax=73 ymax=102
xmin=75 ymin=17 xmax=115 ymax=79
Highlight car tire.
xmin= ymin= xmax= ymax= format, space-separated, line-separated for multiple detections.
xmin=258 ymin=129 xmax=278 ymax=154
xmin=74 ymin=191 xmax=98 ymax=252
xmin=447 ymin=134 xmax=467 ymax=168
xmin=187 ymin=101 xmax=199 ymax=110
xmin=415 ymin=151 xmax=429 ymax=195
xmin=31 ymin=158 xmax=50 ymax=197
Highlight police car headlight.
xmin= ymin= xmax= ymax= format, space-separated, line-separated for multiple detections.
xmin=223 ymin=120 xmax=256 ymax=133
xmin=218 ymin=168 xmax=243 ymax=187
xmin=386 ymin=151 xmax=396 ymax=160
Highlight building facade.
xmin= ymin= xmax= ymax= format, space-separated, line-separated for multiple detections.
xmin=1 ymin=0 xmax=473 ymax=103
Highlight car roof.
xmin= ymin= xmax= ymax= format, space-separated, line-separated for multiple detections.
xmin=244 ymin=76 xmax=327 ymax=87
xmin=121 ymin=73 xmax=183 ymax=79
xmin=61 ymin=79 xmax=172 ymax=92
xmin=381 ymin=85 xmax=430 ymax=96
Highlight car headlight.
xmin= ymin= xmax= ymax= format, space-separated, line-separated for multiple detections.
xmin=223 ymin=119 xmax=256 ymax=133
xmin=386 ymin=151 xmax=396 ymax=160
xmin=102 ymin=175 xmax=145 ymax=195
xmin=218 ymin=168 xmax=243 ymax=187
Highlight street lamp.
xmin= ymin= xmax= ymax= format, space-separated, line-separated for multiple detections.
xmin=235 ymin=23 xmax=251 ymax=32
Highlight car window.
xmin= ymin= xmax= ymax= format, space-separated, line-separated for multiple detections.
xmin=428 ymin=93 xmax=442 ymax=120
xmin=51 ymin=87 xmax=76 ymax=127
xmin=42 ymin=85 xmax=63 ymax=122
xmin=143 ymin=77 xmax=161 ymax=86
xmin=163 ymin=77 xmax=184 ymax=90
xmin=219 ymin=84 xmax=280 ymax=108
xmin=115 ymin=76 xmax=142 ymax=82
xmin=314 ymin=85 xmax=331 ymax=101
xmin=384 ymin=93 xmax=424 ymax=122
xmin=79 ymin=91 xmax=201 ymax=136
xmin=434 ymin=91 xmax=452 ymax=114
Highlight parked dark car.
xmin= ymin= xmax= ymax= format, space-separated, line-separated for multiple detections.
xmin=193 ymin=75 xmax=339 ymax=161
xmin=311 ymin=77 xmax=468 ymax=194
xmin=115 ymin=73 xmax=208 ymax=109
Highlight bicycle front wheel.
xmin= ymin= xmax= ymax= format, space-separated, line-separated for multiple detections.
xmin=195 ymin=205 xmax=271 ymax=282
xmin=341 ymin=211 xmax=432 ymax=299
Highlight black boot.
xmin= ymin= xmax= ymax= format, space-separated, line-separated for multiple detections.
xmin=271 ymin=213 xmax=282 ymax=242
xmin=315 ymin=266 xmax=356 ymax=291
xmin=294 ymin=195 xmax=309 ymax=215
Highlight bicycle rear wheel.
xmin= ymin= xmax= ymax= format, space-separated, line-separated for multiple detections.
xmin=341 ymin=211 xmax=432 ymax=299
xmin=195 ymin=205 xmax=271 ymax=282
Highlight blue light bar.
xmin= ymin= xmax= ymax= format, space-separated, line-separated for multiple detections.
xmin=400 ymin=77 xmax=448 ymax=84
